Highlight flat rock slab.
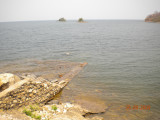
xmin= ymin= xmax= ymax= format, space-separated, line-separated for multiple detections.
xmin=74 ymin=95 xmax=107 ymax=114
xmin=0 ymin=60 xmax=88 ymax=110
xmin=0 ymin=73 xmax=21 ymax=92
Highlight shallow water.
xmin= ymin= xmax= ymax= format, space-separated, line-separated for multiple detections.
xmin=0 ymin=20 xmax=160 ymax=119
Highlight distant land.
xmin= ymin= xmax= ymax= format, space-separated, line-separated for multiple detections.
xmin=78 ymin=18 xmax=85 ymax=23
xmin=58 ymin=18 xmax=66 ymax=22
xmin=145 ymin=11 xmax=160 ymax=22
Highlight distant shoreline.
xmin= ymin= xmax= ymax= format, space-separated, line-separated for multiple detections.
xmin=145 ymin=12 xmax=160 ymax=23
xmin=0 ymin=19 xmax=144 ymax=23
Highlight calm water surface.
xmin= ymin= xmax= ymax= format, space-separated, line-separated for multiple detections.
xmin=0 ymin=20 xmax=160 ymax=120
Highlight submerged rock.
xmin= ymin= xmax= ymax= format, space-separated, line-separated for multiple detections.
xmin=74 ymin=95 xmax=107 ymax=114
xmin=47 ymin=100 xmax=59 ymax=105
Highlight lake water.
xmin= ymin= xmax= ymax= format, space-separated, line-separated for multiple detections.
xmin=0 ymin=20 xmax=160 ymax=120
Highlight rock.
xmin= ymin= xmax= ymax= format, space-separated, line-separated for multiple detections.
xmin=78 ymin=18 xmax=85 ymax=23
xmin=65 ymin=103 xmax=73 ymax=108
xmin=52 ymin=79 xmax=59 ymax=84
xmin=58 ymin=80 xmax=68 ymax=88
xmin=0 ymin=62 xmax=88 ymax=111
xmin=74 ymin=95 xmax=107 ymax=114
xmin=35 ymin=103 xmax=103 ymax=120
xmin=145 ymin=11 xmax=160 ymax=22
xmin=44 ymin=83 xmax=48 ymax=88
xmin=21 ymin=73 xmax=37 ymax=80
xmin=33 ymin=90 xmax=37 ymax=94
xmin=28 ymin=89 xmax=33 ymax=92
xmin=0 ymin=73 xmax=21 ymax=92
xmin=89 ymin=116 xmax=104 ymax=120
xmin=58 ymin=18 xmax=66 ymax=22
xmin=47 ymin=100 xmax=59 ymax=105
xmin=29 ymin=93 xmax=33 ymax=97
xmin=65 ymin=86 xmax=70 ymax=90
xmin=13 ymin=100 xmax=17 ymax=103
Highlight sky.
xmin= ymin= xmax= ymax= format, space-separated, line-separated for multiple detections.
xmin=0 ymin=0 xmax=160 ymax=22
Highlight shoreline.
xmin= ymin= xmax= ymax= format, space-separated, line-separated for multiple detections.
xmin=0 ymin=60 xmax=105 ymax=120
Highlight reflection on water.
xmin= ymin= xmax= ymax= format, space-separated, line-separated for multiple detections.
xmin=0 ymin=20 xmax=160 ymax=119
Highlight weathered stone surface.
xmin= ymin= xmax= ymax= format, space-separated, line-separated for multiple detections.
xmin=74 ymin=95 xmax=107 ymax=114
xmin=0 ymin=62 xmax=87 ymax=110
xmin=26 ymin=103 xmax=103 ymax=120
xmin=47 ymin=100 xmax=59 ymax=105
xmin=0 ymin=73 xmax=21 ymax=92
xmin=58 ymin=18 xmax=66 ymax=22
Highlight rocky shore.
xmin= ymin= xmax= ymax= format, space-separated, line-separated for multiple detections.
xmin=0 ymin=102 xmax=104 ymax=120
xmin=0 ymin=60 xmax=105 ymax=120
xmin=145 ymin=11 xmax=160 ymax=22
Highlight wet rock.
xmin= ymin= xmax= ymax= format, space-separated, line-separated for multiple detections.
xmin=75 ymin=95 xmax=107 ymax=114
xmin=65 ymin=86 xmax=70 ymax=90
xmin=30 ymin=103 xmax=104 ymax=120
xmin=21 ymin=73 xmax=36 ymax=80
xmin=89 ymin=116 xmax=104 ymax=120
xmin=59 ymin=80 xmax=67 ymax=86
xmin=47 ymin=100 xmax=59 ymax=105
xmin=40 ymin=73 xmax=56 ymax=80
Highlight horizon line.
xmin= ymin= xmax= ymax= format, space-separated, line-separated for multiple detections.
xmin=0 ymin=18 xmax=144 ymax=23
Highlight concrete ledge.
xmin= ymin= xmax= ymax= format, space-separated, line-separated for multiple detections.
xmin=0 ymin=62 xmax=87 ymax=110
xmin=0 ymin=78 xmax=30 ymax=98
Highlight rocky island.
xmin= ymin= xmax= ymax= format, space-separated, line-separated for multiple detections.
xmin=78 ymin=18 xmax=85 ymax=23
xmin=58 ymin=18 xmax=66 ymax=22
xmin=145 ymin=11 xmax=160 ymax=22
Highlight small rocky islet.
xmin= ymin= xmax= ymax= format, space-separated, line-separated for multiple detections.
xmin=58 ymin=18 xmax=66 ymax=22
xmin=78 ymin=18 xmax=85 ymax=23
xmin=58 ymin=18 xmax=86 ymax=23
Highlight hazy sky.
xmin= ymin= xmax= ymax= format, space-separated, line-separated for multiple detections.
xmin=0 ymin=0 xmax=160 ymax=22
